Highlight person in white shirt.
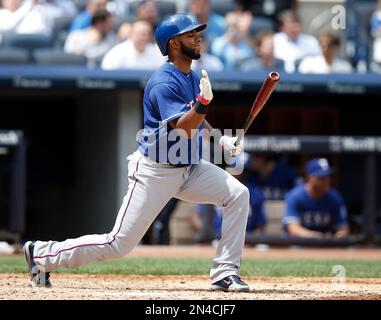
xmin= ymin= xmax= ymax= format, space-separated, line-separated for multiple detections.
xmin=0 ymin=0 xmax=53 ymax=34
xmin=273 ymin=10 xmax=320 ymax=73
xmin=211 ymin=10 xmax=255 ymax=70
xmin=298 ymin=31 xmax=352 ymax=74
xmin=64 ymin=9 xmax=116 ymax=62
xmin=191 ymin=33 xmax=223 ymax=71
xmin=101 ymin=20 xmax=165 ymax=70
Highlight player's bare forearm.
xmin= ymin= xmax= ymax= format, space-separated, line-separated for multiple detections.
xmin=169 ymin=107 xmax=206 ymax=138
xmin=287 ymin=223 xmax=323 ymax=238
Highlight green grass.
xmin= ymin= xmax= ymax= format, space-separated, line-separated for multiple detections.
xmin=1 ymin=256 xmax=380 ymax=278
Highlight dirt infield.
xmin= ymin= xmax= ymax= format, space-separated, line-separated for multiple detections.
xmin=1 ymin=274 xmax=380 ymax=300
xmin=1 ymin=246 xmax=380 ymax=300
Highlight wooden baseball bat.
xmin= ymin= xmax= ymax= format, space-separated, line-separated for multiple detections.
xmin=234 ymin=71 xmax=280 ymax=146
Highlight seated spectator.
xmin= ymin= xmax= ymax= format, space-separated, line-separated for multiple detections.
xmin=371 ymin=0 xmax=381 ymax=64
xmin=211 ymin=11 xmax=255 ymax=69
xmin=189 ymin=0 xmax=226 ymax=45
xmin=0 ymin=0 xmax=54 ymax=34
xmin=298 ymin=31 xmax=352 ymax=74
xmin=101 ymin=20 xmax=164 ymax=70
xmin=135 ymin=0 xmax=159 ymax=30
xmin=283 ymin=158 xmax=349 ymax=238
xmin=69 ymin=0 xmax=108 ymax=32
xmin=191 ymin=33 xmax=224 ymax=72
xmin=239 ymin=30 xmax=284 ymax=72
xmin=274 ymin=10 xmax=320 ymax=73
xmin=64 ymin=9 xmax=116 ymax=62
xmin=247 ymin=153 xmax=300 ymax=200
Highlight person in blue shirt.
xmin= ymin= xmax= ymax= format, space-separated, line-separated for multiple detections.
xmin=283 ymin=158 xmax=349 ymax=238
xmin=247 ymin=153 xmax=300 ymax=200
xmin=211 ymin=11 xmax=254 ymax=69
xmin=69 ymin=0 xmax=108 ymax=32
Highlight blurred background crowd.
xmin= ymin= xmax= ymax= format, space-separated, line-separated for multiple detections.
xmin=0 ymin=0 xmax=379 ymax=73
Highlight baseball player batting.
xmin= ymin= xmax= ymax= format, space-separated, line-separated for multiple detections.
xmin=23 ymin=13 xmax=250 ymax=292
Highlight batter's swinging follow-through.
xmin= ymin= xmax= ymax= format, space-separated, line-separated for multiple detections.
xmin=22 ymin=13 xmax=277 ymax=292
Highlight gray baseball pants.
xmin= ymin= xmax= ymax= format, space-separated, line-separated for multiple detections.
xmin=33 ymin=150 xmax=249 ymax=282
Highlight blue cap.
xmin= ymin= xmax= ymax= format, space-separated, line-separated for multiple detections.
xmin=305 ymin=158 xmax=333 ymax=177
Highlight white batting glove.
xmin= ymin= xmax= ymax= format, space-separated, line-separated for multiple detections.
xmin=219 ymin=135 xmax=243 ymax=157
xmin=197 ymin=69 xmax=213 ymax=105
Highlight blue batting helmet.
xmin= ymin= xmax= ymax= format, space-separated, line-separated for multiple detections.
xmin=154 ymin=13 xmax=207 ymax=56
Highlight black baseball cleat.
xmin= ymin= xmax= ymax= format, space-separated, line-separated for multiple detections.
xmin=211 ymin=275 xmax=250 ymax=292
xmin=23 ymin=241 xmax=51 ymax=288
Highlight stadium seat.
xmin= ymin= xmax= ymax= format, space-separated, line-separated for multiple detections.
xmin=53 ymin=16 xmax=74 ymax=34
xmin=54 ymin=31 xmax=69 ymax=49
xmin=1 ymin=32 xmax=54 ymax=50
xmin=52 ymin=17 xmax=74 ymax=49
xmin=210 ymin=0 xmax=235 ymax=17
xmin=0 ymin=48 xmax=30 ymax=64
xmin=33 ymin=49 xmax=87 ymax=65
